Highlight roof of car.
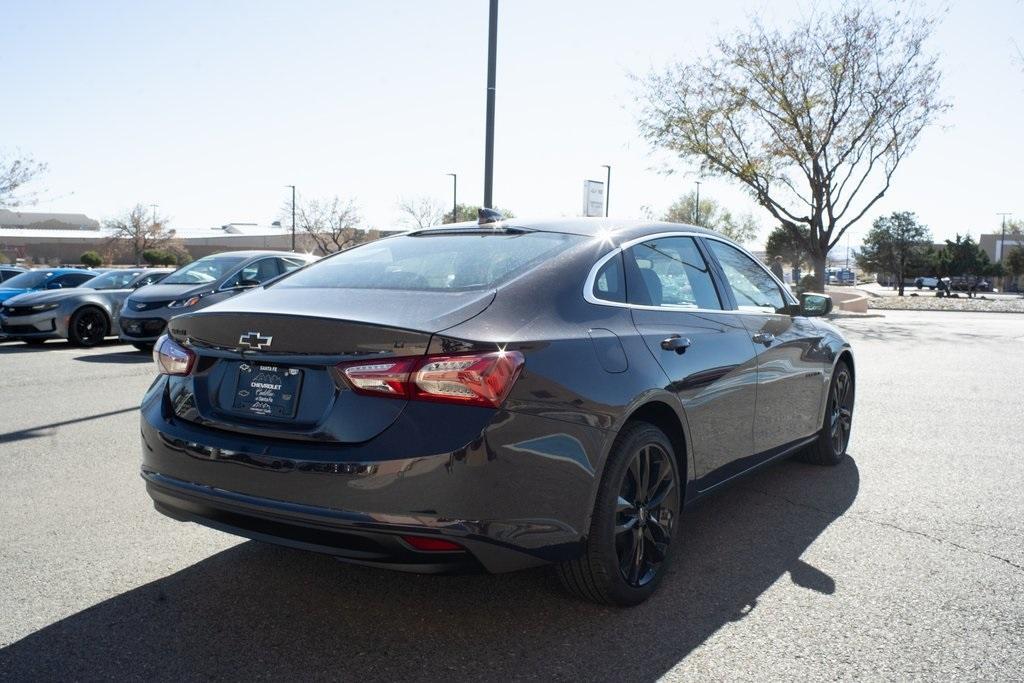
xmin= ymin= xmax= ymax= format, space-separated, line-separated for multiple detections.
xmin=410 ymin=217 xmax=725 ymax=246
xmin=204 ymin=250 xmax=316 ymax=260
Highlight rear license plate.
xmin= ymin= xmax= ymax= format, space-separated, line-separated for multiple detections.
xmin=232 ymin=363 xmax=303 ymax=418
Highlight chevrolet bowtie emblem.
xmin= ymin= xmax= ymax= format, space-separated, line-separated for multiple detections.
xmin=238 ymin=331 xmax=273 ymax=351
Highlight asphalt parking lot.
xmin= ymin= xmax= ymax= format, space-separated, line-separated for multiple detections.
xmin=1 ymin=310 xmax=1022 ymax=681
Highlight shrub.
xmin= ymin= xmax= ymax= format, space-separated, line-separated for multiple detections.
xmin=80 ymin=251 xmax=103 ymax=267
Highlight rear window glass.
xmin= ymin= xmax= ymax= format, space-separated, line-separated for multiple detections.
xmin=277 ymin=232 xmax=582 ymax=291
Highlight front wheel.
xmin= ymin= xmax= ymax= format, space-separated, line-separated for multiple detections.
xmin=556 ymin=421 xmax=681 ymax=606
xmin=68 ymin=307 xmax=109 ymax=347
xmin=797 ymin=361 xmax=854 ymax=466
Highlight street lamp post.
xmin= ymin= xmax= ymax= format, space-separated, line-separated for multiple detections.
xmin=601 ymin=165 xmax=611 ymax=217
xmin=447 ymin=173 xmax=458 ymax=223
xmin=286 ymin=185 xmax=296 ymax=251
xmin=998 ymin=212 xmax=1012 ymax=290
xmin=483 ymin=0 xmax=498 ymax=208
xmin=149 ymin=204 xmax=158 ymax=226
xmin=694 ymin=181 xmax=701 ymax=225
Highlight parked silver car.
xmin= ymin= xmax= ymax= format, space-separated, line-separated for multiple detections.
xmin=0 ymin=268 xmax=171 ymax=346
xmin=118 ymin=251 xmax=317 ymax=349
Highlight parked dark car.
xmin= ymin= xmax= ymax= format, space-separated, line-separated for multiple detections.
xmin=140 ymin=217 xmax=854 ymax=606
xmin=0 ymin=268 xmax=171 ymax=346
xmin=0 ymin=266 xmax=27 ymax=282
xmin=119 ymin=251 xmax=316 ymax=349
xmin=0 ymin=268 xmax=97 ymax=305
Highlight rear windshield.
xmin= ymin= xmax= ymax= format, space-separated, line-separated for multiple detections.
xmin=2 ymin=271 xmax=53 ymax=288
xmin=277 ymin=232 xmax=582 ymax=291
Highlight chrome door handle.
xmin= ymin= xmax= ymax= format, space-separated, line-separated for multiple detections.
xmin=752 ymin=331 xmax=775 ymax=346
xmin=660 ymin=335 xmax=692 ymax=354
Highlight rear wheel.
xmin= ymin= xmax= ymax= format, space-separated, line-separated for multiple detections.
xmin=68 ymin=307 xmax=109 ymax=347
xmin=797 ymin=361 xmax=854 ymax=466
xmin=556 ymin=421 xmax=681 ymax=606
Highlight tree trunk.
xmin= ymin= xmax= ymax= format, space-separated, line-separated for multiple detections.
xmin=811 ymin=253 xmax=827 ymax=291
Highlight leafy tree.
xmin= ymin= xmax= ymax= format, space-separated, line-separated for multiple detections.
xmin=0 ymin=149 xmax=47 ymax=207
xmin=80 ymin=251 xmax=103 ymax=267
xmin=294 ymin=196 xmax=380 ymax=253
xmin=142 ymin=249 xmax=178 ymax=266
xmin=637 ymin=5 xmax=948 ymax=282
xmin=442 ymin=204 xmax=514 ymax=224
xmin=765 ymin=224 xmax=812 ymax=269
xmin=933 ymin=234 xmax=995 ymax=278
xmin=397 ymin=196 xmax=445 ymax=230
xmin=105 ymin=204 xmax=174 ymax=266
xmin=1006 ymin=247 xmax=1024 ymax=294
xmin=662 ymin=191 xmax=758 ymax=243
xmin=855 ymin=212 xmax=931 ymax=296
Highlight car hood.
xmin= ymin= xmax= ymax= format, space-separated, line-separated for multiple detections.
xmin=126 ymin=283 xmax=212 ymax=303
xmin=3 ymin=288 xmax=94 ymax=307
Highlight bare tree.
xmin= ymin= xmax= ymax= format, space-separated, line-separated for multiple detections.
xmin=296 ymin=196 xmax=380 ymax=254
xmin=637 ymin=5 xmax=948 ymax=280
xmin=105 ymin=204 xmax=174 ymax=266
xmin=0 ymin=150 xmax=47 ymax=208
xmin=396 ymin=196 xmax=445 ymax=230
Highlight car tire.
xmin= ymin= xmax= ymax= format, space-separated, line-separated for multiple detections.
xmin=796 ymin=361 xmax=854 ymax=466
xmin=555 ymin=421 xmax=681 ymax=606
xmin=132 ymin=342 xmax=153 ymax=352
xmin=68 ymin=307 xmax=109 ymax=347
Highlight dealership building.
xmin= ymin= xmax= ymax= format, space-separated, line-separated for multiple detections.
xmin=0 ymin=209 xmax=309 ymax=264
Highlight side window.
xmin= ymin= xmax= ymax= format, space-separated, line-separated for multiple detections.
xmin=707 ymin=240 xmax=787 ymax=314
xmin=623 ymin=236 xmax=721 ymax=310
xmin=228 ymin=259 xmax=281 ymax=287
xmin=54 ymin=273 xmax=93 ymax=287
xmin=591 ymin=253 xmax=626 ymax=303
xmin=281 ymin=258 xmax=306 ymax=273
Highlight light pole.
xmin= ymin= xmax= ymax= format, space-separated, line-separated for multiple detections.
xmin=447 ymin=173 xmax=458 ymax=223
xmin=997 ymin=212 xmax=1012 ymax=290
xmin=693 ymin=181 xmax=701 ymax=225
xmin=286 ymin=185 xmax=296 ymax=251
xmin=149 ymin=204 xmax=159 ymax=226
xmin=601 ymin=165 xmax=611 ymax=217
xmin=483 ymin=0 xmax=498 ymax=208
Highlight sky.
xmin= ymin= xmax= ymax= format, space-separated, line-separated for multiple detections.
xmin=3 ymin=0 xmax=1022 ymax=249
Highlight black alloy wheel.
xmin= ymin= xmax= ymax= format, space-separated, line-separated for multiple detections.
xmin=615 ymin=442 xmax=677 ymax=588
xmin=556 ymin=421 xmax=681 ymax=606
xmin=797 ymin=361 xmax=854 ymax=466
xmin=69 ymin=308 xmax=108 ymax=347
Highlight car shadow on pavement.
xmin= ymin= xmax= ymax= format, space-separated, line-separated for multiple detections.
xmin=0 ymin=407 xmax=139 ymax=445
xmin=72 ymin=349 xmax=151 ymax=364
xmin=0 ymin=456 xmax=859 ymax=681
xmin=0 ymin=339 xmax=125 ymax=354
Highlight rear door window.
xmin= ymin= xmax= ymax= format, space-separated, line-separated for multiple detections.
xmin=623 ymin=236 xmax=721 ymax=310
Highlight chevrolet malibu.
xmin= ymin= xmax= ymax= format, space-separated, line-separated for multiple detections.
xmin=141 ymin=215 xmax=854 ymax=606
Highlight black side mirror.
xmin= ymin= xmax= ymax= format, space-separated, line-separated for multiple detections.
xmin=800 ymin=293 xmax=833 ymax=317
xmin=236 ymin=277 xmax=261 ymax=289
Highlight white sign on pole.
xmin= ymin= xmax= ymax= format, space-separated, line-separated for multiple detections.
xmin=582 ymin=180 xmax=605 ymax=217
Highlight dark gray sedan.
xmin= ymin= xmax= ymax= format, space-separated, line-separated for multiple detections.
xmin=0 ymin=268 xmax=171 ymax=346
xmin=118 ymin=251 xmax=317 ymax=349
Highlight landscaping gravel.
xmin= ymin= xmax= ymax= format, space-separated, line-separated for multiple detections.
xmin=868 ymin=294 xmax=1024 ymax=313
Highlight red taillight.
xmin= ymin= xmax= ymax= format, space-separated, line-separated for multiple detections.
xmin=337 ymin=350 xmax=524 ymax=408
xmin=401 ymin=535 xmax=464 ymax=552
xmin=153 ymin=334 xmax=195 ymax=376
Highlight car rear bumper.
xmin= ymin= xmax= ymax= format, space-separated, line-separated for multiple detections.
xmin=0 ymin=312 xmax=60 ymax=338
xmin=140 ymin=377 xmax=608 ymax=573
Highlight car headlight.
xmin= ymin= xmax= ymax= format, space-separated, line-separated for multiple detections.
xmin=167 ymin=295 xmax=204 ymax=308
xmin=31 ymin=303 xmax=60 ymax=312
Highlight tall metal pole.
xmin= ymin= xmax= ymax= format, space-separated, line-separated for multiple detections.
xmin=601 ymin=165 xmax=611 ymax=217
xmin=447 ymin=173 xmax=458 ymax=223
xmin=997 ymin=212 xmax=1012 ymax=290
xmin=286 ymin=185 xmax=296 ymax=251
xmin=149 ymin=204 xmax=158 ymax=226
xmin=694 ymin=181 xmax=701 ymax=225
xmin=483 ymin=0 xmax=498 ymax=208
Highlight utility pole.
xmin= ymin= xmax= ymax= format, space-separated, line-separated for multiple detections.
xmin=149 ymin=204 xmax=158 ymax=226
xmin=998 ymin=212 xmax=1012 ymax=290
xmin=483 ymin=0 xmax=498 ymax=208
xmin=286 ymin=185 xmax=296 ymax=251
xmin=693 ymin=181 xmax=701 ymax=225
xmin=447 ymin=173 xmax=458 ymax=223
xmin=601 ymin=165 xmax=611 ymax=217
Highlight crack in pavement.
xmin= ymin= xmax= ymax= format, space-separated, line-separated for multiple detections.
xmin=737 ymin=485 xmax=1024 ymax=573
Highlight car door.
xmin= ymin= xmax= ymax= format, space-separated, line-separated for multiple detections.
xmin=703 ymin=239 xmax=828 ymax=455
xmin=622 ymin=235 xmax=761 ymax=491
